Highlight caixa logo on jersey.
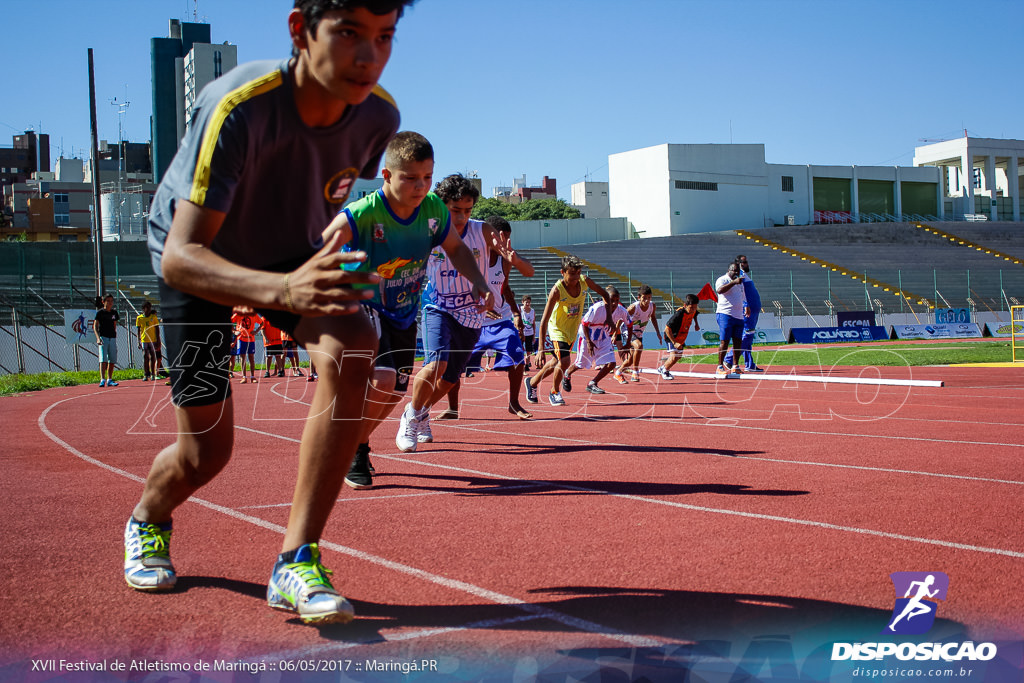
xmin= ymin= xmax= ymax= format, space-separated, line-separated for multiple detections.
xmin=831 ymin=572 xmax=998 ymax=662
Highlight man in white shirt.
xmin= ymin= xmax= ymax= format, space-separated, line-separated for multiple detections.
xmin=714 ymin=261 xmax=746 ymax=378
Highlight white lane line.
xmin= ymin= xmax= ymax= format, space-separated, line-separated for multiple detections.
xmin=237 ymin=424 xmax=1024 ymax=558
xmin=416 ymin=422 xmax=1024 ymax=487
xmin=647 ymin=401 xmax=1024 ymax=431
xmin=641 ymin=367 xmax=944 ymax=388
xmin=38 ymin=395 xmax=660 ymax=650
xmin=487 ymin=412 xmax=1024 ymax=450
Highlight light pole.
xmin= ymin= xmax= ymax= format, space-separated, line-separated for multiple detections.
xmin=110 ymin=94 xmax=130 ymax=240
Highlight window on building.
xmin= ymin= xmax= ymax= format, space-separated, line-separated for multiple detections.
xmin=53 ymin=192 xmax=69 ymax=204
xmin=782 ymin=176 xmax=794 ymax=192
xmin=214 ymin=51 xmax=223 ymax=78
xmin=972 ymin=168 xmax=981 ymax=189
xmin=675 ymin=180 xmax=718 ymax=192
xmin=55 ymin=213 xmax=71 ymax=226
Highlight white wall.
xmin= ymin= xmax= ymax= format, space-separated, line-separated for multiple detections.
xmin=766 ymin=164 xmax=808 ymax=226
xmin=571 ymin=181 xmax=610 ymax=218
xmin=509 ymin=218 xmax=632 ymax=250
xmin=609 ymin=145 xmax=671 ymax=237
xmin=667 ymin=144 xmax=767 ymax=233
xmin=347 ymin=178 xmax=384 ymax=203
xmin=55 ymin=158 xmax=86 ymax=183
xmin=609 ymin=143 xmax=949 ymax=236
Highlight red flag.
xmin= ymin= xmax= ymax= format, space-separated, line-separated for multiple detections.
xmin=697 ymin=282 xmax=718 ymax=302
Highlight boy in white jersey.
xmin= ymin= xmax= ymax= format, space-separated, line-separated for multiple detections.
xmin=457 ymin=215 xmax=535 ymax=421
xmin=520 ymin=295 xmax=536 ymax=370
xmin=395 ymin=176 xmax=525 ymax=452
xmin=621 ymin=284 xmax=663 ymax=381
xmin=564 ymin=286 xmax=627 ymax=394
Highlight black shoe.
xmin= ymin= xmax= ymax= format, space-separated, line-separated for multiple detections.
xmin=525 ymin=380 xmax=538 ymax=403
xmin=264 ymin=370 xmax=272 ymax=378
xmin=360 ymin=443 xmax=375 ymax=473
xmin=345 ymin=444 xmax=373 ymax=489
xmin=562 ymin=375 xmax=572 ymax=392
xmin=586 ymin=382 xmax=606 ymax=394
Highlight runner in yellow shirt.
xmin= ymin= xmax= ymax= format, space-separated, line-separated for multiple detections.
xmin=525 ymin=254 xmax=610 ymax=406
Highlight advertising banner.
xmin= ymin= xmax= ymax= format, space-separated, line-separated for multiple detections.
xmin=985 ymin=321 xmax=1023 ymax=339
xmin=891 ymin=323 xmax=983 ymax=340
xmin=935 ymin=308 xmax=971 ymax=324
xmin=789 ymin=326 xmax=888 ymax=344
xmin=64 ymin=309 xmax=95 ymax=346
xmin=837 ymin=311 xmax=876 ymax=328
xmin=684 ymin=328 xmax=787 ymax=347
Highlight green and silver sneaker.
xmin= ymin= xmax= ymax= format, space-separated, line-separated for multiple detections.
xmin=124 ymin=517 xmax=177 ymax=592
xmin=267 ymin=543 xmax=354 ymax=624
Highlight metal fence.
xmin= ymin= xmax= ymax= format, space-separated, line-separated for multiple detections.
xmin=2 ymin=240 xmax=1021 ymax=375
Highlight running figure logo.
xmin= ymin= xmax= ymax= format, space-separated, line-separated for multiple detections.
xmin=884 ymin=572 xmax=949 ymax=635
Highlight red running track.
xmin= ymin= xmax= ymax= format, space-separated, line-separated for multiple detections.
xmin=1 ymin=361 xmax=1022 ymax=682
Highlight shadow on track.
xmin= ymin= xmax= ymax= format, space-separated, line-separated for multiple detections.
xmin=367 ymin=472 xmax=808 ymax=498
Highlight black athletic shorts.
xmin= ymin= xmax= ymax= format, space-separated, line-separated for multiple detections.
xmin=363 ymin=305 xmax=417 ymax=393
xmin=553 ymin=339 xmax=573 ymax=361
xmin=158 ymin=278 xmax=301 ymax=408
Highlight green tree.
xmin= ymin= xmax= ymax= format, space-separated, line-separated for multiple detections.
xmin=517 ymin=198 xmax=582 ymax=221
xmin=470 ymin=197 xmax=520 ymax=221
xmin=470 ymin=197 xmax=582 ymax=222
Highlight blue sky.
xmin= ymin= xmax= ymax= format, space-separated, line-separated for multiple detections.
xmin=2 ymin=0 xmax=1021 ymax=200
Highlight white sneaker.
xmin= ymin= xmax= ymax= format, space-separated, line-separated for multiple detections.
xmin=417 ymin=415 xmax=433 ymax=443
xmin=660 ymin=367 xmax=674 ymax=380
xmin=395 ymin=404 xmax=419 ymax=452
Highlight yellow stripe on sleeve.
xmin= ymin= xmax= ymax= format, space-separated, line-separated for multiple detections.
xmin=371 ymin=84 xmax=399 ymax=111
xmin=189 ymin=70 xmax=284 ymax=206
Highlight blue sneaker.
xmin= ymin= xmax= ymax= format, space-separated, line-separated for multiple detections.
xmin=548 ymin=391 xmax=566 ymax=406
xmin=107 ymin=380 xmax=119 ymax=387
xmin=99 ymin=379 xmax=106 ymax=387
xmin=124 ymin=517 xmax=177 ymax=592
xmin=525 ymin=380 xmax=538 ymax=403
xmin=267 ymin=543 xmax=354 ymax=624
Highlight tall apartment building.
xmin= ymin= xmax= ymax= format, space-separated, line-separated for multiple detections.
xmin=150 ymin=19 xmax=237 ymax=182
xmin=1 ymin=131 xmax=50 ymax=208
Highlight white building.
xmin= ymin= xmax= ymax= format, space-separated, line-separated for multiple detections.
xmin=571 ymin=181 xmax=610 ymax=219
xmin=182 ymin=42 xmax=238 ymax=132
xmin=607 ymin=142 xmax=978 ymax=237
xmin=347 ymin=178 xmax=384 ymax=204
xmin=913 ymin=137 xmax=1023 ymax=222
